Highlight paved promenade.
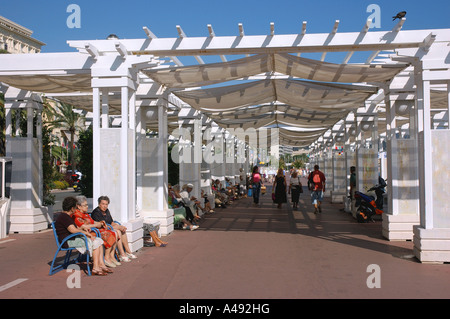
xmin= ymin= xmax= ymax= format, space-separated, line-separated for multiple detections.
xmin=1 ymin=178 xmax=449 ymax=300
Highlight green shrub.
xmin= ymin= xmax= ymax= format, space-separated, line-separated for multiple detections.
xmin=77 ymin=128 xmax=93 ymax=198
xmin=52 ymin=180 xmax=69 ymax=190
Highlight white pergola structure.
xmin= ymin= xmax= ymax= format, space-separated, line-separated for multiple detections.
xmin=1 ymin=19 xmax=449 ymax=262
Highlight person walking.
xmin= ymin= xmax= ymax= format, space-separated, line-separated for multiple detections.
xmin=288 ymin=169 xmax=302 ymax=210
xmin=273 ymin=168 xmax=287 ymax=209
xmin=308 ymin=165 xmax=326 ymax=214
xmin=251 ymin=165 xmax=264 ymax=206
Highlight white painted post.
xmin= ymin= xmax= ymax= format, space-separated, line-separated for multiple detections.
xmin=158 ymin=94 xmax=169 ymax=212
xmin=382 ymin=85 xmax=420 ymax=240
xmin=92 ymin=87 xmax=101 ymax=206
xmin=128 ymin=87 xmax=136 ymax=220
xmin=412 ymin=60 xmax=450 ymax=263
xmin=120 ymin=86 xmax=129 ymax=223
xmin=101 ymin=88 xmax=109 ymax=128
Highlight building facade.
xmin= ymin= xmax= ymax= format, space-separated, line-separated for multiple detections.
xmin=0 ymin=16 xmax=45 ymax=54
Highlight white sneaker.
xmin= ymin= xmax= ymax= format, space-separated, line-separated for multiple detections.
xmin=127 ymin=253 xmax=137 ymax=259
xmin=190 ymin=225 xmax=199 ymax=231
xmin=119 ymin=256 xmax=131 ymax=262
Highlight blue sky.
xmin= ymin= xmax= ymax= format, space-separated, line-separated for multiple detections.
xmin=2 ymin=0 xmax=450 ymax=64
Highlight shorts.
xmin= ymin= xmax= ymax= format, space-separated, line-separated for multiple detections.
xmin=311 ymin=190 xmax=324 ymax=205
xmin=173 ymin=207 xmax=187 ymax=224
xmin=67 ymin=236 xmax=103 ymax=257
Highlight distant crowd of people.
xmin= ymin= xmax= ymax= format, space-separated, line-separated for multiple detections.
xmin=250 ymin=164 xmax=327 ymax=213
xmin=168 ymin=168 xmax=250 ymax=230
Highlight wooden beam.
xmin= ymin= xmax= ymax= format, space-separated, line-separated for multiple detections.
xmin=176 ymin=25 xmax=205 ymax=64
xmin=143 ymin=26 xmax=157 ymax=39
xmin=142 ymin=26 xmax=183 ymax=66
xmin=342 ymin=18 xmax=372 ymax=64
xmin=207 ymin=24 xmax=215 ymax=37
xmin=176 ymin=25 xmax=186 ymax=38
xmin=297 ymin=21 xmax=307 ymax=57
xmin=321 ymin=20 xmax=340 ymax=61
xmin=115 ymin=42 xmax=127 ymax=57
xmin=301 ymin=21 xmax=307 ymax=36
xmin=207 ymin=24 xmax=227 ymax=62
xmin=331 ymin=20 xmax=340 ymax=35
xmin=392 ymin=18 xmax=406 ymax=33
xmin=238 ymin=23 xmax=245 ymax=37
xmin=67 ymin=29 xmax=446 ymax=57
xmin=85 ymin=43 xmax=99 ymax=58
xmin=365 ymin=50 xmax=381 ymax=64
xmin=420 ymin=33 xmax=436 ymax=52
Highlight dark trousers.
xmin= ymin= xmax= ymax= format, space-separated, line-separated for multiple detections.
xmin=252 ymin=183 xmax=261 ymax=204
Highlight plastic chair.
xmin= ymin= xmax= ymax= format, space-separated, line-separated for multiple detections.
xmin=49 ymin=221 xmax=93 ymax=276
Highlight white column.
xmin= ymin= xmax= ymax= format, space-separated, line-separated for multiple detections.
xmin=178 ymin=122 xmax=202 ymax=199
xmin=413 ymin=65 xmax=450 ymax=263
xmin=323 ymin=146 xmax=333 ymax=198
xmin=139 ymin=92 xmax=172 ymax=234
xmin=92 ymin=87 xmax=101 ymax=204
xmin=382 ymin=92 xmax=420 ymax=241
xmin=120 ymin=86 xmax=129 ymax=223
xmin=331 ymin=145 xmax=346 ymax=204
xmin=158 ymin=97 xmax=169 ymax=209
xmin=4 ymin=88 xmax=47 ymax=233
xmin=36 ymin=108 xmax=43 ymax=204
xmin=210 ymin=126 xmax=226 ymax=185
xmin=5 ymin=106 xmax=12 ymax=156
xmin=26 ymin=106 xmax=33 ymax=138
xmin=355 ymin=117 xmax=379 ymax=191
xmin=354 ymin=111 xmax=379 ymax=219
xmin=14 ymin=109 xmax=20 ymax=137
xmin=101 ymin=88 xmax=109 ymax=128
xmin=128 ymin=88 xmax=136 ymax=220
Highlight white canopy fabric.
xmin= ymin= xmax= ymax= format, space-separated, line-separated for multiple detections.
xmin=279 ymin=128 xmax=329 ymax=147
xmin=278 ymin=127 xmax=328 ymax=138
xmin=273 ymin=53 xmax=406 ymax=83
xmin=172 ymin=77 xmax=378 ymax=145
xmin=174 ymin=79 xmax=377 ymax=113
xmin=143 ymin=53 xmax=407 ymax=88
xmin=0 ymin=51 xmax=410 ymax=148
xmin=207 ymin=103 xmax=346 ymax=120
xmin=212 ymin=111 xmax=346 ymax=129
xmin=0 ymin=73 xmax=92 ymax=93
xmin=143 ymin=52 xmax=406 ymax=146
xmin=143 ymin=54 xmax=272 ymax=88
xmin=279 ymin=136 xmax=321 ymax=147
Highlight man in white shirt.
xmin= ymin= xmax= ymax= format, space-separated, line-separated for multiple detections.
xmin=180 ymin=184 xmax=202 ymax=222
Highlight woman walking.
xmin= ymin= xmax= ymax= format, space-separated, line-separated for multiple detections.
xmin=273 ymin=168 xmax=287 ymax=209
xmin=251 ymin=165 xmax=264 ymax=206
xmin=288 ymin=170 xmax=302 ymax=210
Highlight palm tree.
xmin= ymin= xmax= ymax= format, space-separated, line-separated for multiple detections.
xmin=44 ymin=100 xmax=85 ymax=171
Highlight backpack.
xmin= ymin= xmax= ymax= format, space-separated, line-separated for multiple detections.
xmin=308 ymin=171 xmax=321 ymax=190
xmin=313 ymin=172 xmax=321 ymax=185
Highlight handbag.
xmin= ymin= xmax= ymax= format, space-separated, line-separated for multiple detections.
xmin=248 ymin=188 xmax=252 ymax=197
xmin=298 ymin=177 xmax=303 ymax=193
xmin=272 ymin=193 xmax=276 ymax=201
